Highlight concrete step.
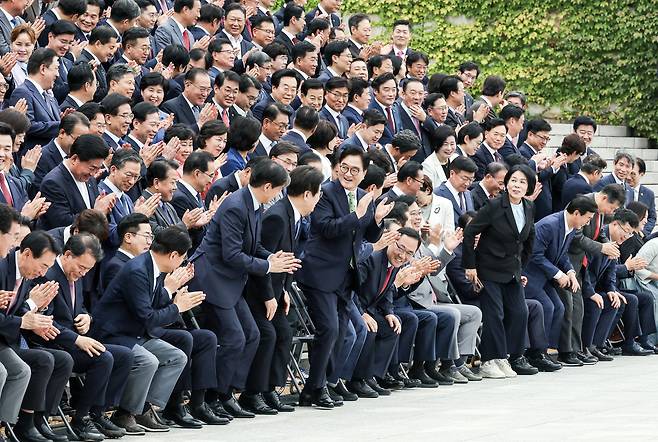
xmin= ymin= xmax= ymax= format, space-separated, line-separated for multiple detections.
xmin=547 ymin=123 xmax=631 ymax=137
xmin=640 ymin=172 xmax=658 ymax=184
xmin=546 ymin=136 xmax=649 ymax=149
xmin=643 ymin=161 xmax=658 ymax=172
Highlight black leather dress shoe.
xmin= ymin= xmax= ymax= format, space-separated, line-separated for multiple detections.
xmin=576 ymin=350 xmax=598 ymax=365
xmin=238 ymin=393 xmax=278 ymax=415
xmin=407 ymin=367 xmax=438 ymax=388
xmin=377 ymin=373 xmax=404 ymax=390
xmin=263 ymin=391 xmax=295 ymax=412
xmin=425 ymin=365 xmax=454 ymax=385
xmin=589 ymin=346 xmax=614 ymax=361
xmin=622 ymin=341 xmax=653 ymax=356
xmin=162 ymin=405 xmax=203 ymax=429
xmin=189 ymin=403 xmax=230 ymax=425
xmin=333 ymin=380 xmax=358 ymax=401
xmin=70 ymin=417 xmax=105 ymax=441
xmin=390 ymin=370 xmax=421 ymax=388
xmin=298 ymin=387 xmax=334 ymax=409
xmin=345 ymin=379 xmax=378 ymax=398
xmin=207 ymin=400 xmax=234 ymax=421
xmin=528 ymin=353 xmax=562 ymax=372
xmin=36 ymin=417 xmax=68 ymax=441
xmin=12 ymin=425 xmax=50 ymax=442
xmin=222 ymin=396 xmax=256 ymax=418
xmin=366 ymin=378 xmax=391 ymax=396
xmin=640 ymin=342 xmax=658 ymax=354
xmin=557 ymin=352 xmax=584 ymax=366
xmin=327 ymin=385 xmax=344 ymax=403
xmin=509 ymin=356 xmax=539 ymax=375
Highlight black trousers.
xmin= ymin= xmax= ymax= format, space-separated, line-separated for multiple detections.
xmin=245 ymin=300 xmax=293 ymax=393
xmin=582 ymin=294 xmax=618 ymax=347
xmin=352 ymin=312 xmax=399 ymax=380
xmin=161 ymin=328 xmax=217 ymax=393
xmin=615 ymin=291 xmax=656 ymax=345
xmin=17 ymin=347 xmax=73 ymax=414
xmin=480 ymin=279 xmax=528 ymax=361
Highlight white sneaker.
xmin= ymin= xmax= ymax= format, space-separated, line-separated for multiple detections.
xmin=495 ymin=358 xmax=518 ymax=378
xmin=479 ymin=360 xmax=506 ymax=379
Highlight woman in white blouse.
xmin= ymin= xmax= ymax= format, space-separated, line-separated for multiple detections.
xmin=422 ymin=125 xmax=457 ymax=189
xmin=8 ymin=24 xmax=36 ymax=89
xmin=417 ymin=175 xmax=455 ymax=232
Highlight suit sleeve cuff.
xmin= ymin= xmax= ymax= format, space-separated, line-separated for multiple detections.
xmin=553 ymin=270 xmax=566 ymax=280
xmin=26 ymin=299 xmax=38 ymax=312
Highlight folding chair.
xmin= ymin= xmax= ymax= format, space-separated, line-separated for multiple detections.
xmin=286 ymin=283 xmax=315 ymax=393
xmin=54 ymin=373 xmax=84 ymax=439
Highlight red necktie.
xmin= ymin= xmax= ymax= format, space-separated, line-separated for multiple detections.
xmin=7 ymin=277 xmax=22 ymax=312
xmin=221 ymin=109 xmax=230 ymax=126
xmin=412 ymin=117 xmax=421 ymax=135
xmin=385 ymin=107 xmax=395 ymax=133
xmin=379 ymin=265 xmax=394 ymax=295
xmin=582 ymin=214 xmax=602 ymax=267
xmin=182 ymin=29 xmax=191 ymax=51
xmin=69 ymin=281 xmax=76 ymax=310
xmin=0 ymin=172 xmax=13 ymax=207
xmin=245 ymin=19 xmax=252 ymax=40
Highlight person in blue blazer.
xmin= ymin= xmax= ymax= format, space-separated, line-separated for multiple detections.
xmin=188 ymin=159 xmax=300 ymax=417
xmin=279 ymin=105 xmax=317 ymax=154
xmin=91 ymin=227 xmax=202 ymax=433
xmin=0 ymin=125 xmax=29 ymax=210
xmin=523 ymin=198 xmax=598 ymax=358
xmin=8 ymin=48 xmax=62 ymax=150
xmin=627 ymin=157 xmax=657 ymax=236
xmin=29 ymin=234 xmax=134 ymax=440
xmin=433 ymin=156 xmax=477 ymax=228
xmin=160 ymin=69 xmax=211 ymax=135
xmin=560 ymin=155 xmax=606 ymax=209
xmin=369 ymin=73 xmax=399 ymax=147
xmin=295 ymin=146 xmax=392 ymax=408
xmin=39 ymin=135 xmax=116 ymax=231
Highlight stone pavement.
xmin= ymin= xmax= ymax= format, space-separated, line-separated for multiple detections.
xmin=143 ymin=355 xmax=658 ymax=441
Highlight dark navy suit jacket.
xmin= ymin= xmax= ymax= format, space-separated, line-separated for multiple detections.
xmin=280 ymin=130 xmax=310 ymax=153
xmin=53 ymin=57 xmax=73 ymax=104
xmin=100 ymin=249 xmax=131 ymax=292
xmin=342 ymin=105 xmax=363 ymax=127
xmin=170 ymin=182 xmax=205 ymax=251
xmin=0 ymin=251 xmax=32 ymax=348
xmin=205 ymin=171 xmax=240 ymax=207
xmin=0 ymin=173 xmax=28 ymax=211
xmin=627 ymin=185 xmax=656 ymax=236
xmin=39 ymin=163 xmax=100 ymax=230
xmin=561 ymin=174 xmax=592 ymax=210
xmin=368 ymin=100 xmax=396 ymax=146
xmin=8 ymin=80 xmax=60 ymax=149
xmin=434 ymin=182 xmax=474 ymax=227
xmin=593 ymin=173 xmax=620 ymax=192
xmin=319 ymin=106 xmax=349 ymax=139
xmin=189 ymin=187 xmax=271 ymax=309
xmin=160 ymin=95 xmax=200 ymax=134
xmin=355 ymin=249 xmax=397 ymax=317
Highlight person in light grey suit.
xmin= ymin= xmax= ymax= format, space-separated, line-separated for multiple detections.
xmin=0 ymin=5 xmax=25 ymax=55
xmin=154 ymin=4 xmax=198 ymax=54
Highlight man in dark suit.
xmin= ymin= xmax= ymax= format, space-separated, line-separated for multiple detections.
xmin=171 ymin=151 xmax=219 ymax=252
xmin=251 ymin=103 xmax=293 ymax=158
xmin=319 ymin=77 xmax=351 ymax=139
xmin=0 ymin=125 xmax=29 ymax=212
xmin=240 ymin=166 xmax=323 ymax=414
xmin=0 ymin=231 xmax=75 ymax=442
xmin=439 ymin=76 xmax=466 ymax=129
xmin=39 ymin=135 xmax=115 ymax=231
xmin=523 ymin=198 xmax=597 ymax=361
xmin=594 ymin=152 xmax=633 ymax=192
xmin=204 ymin=158 xmax=256 ymax=206
xmin=280 ymin=105 xmax=317 ymax=154
xmin=45 ymin=20 xmax=77 ymax=104
xmin=160 ymin=69 xmax=211 ymax=134
xmin=91 ymin=227 xmax=200 ymax=434
xmin=77 ymin=26 xmax=119 ymax=103
xmin=434 ymin=156 xmax=477 ymax=227
xmin=154 ymin=0 xmax=199 ymax=53
xmin=99 ymin=93 xmax=132 ymax=153
xmin=59 ymin=63 xmax=96 ymax=112
xmin=188 ymin=159 xmax=300 ymax=417
xmin=189 ymin=3 xmax=223 ymax=41
xmin=344 ymin=78 xmax=368 ymax=127
xmin=497 ymin=104 xmax=525 ymax=159
xmin=305 ymin=0 xmax=341 ymax=28
xmin=471 ymin=162 xmax=507 ymax=211
xmin=397 ymin=78 xmax=434 ymax=162
xmin=518 ymin=119 xmax=557 ymax=220
xmin=561 ymin=154 xmax=606 ymax=209
xmin=339 ymin=109 xmax=386 ymax=153
xmin=348 ymin=228 xmax=423 ymax=396
xmin=568 ymin=116 xmax=599 ymax=176
xmin=0 ymin=0 xmax=25 ymax=54
xmin=252 ymin=69 xmax=298 ymax=123
xmin=627 ymin=157 xmax=657 ymax=236
xmin=317 ymin=40 xmax=351 ymax=83
xmin=295 ymin=146 xmax=390 ymax=408
xmin=8 ymin=48 xmax=62 ymax=151
xmin=472 ymin=119 xmax=507 ymax=182
xmin=30 ymin=234 xmax=133 ymax=440
xmin=369 ymin=73 xmax=398 ymax=146
xmin=275 ymin=3 xmax=305 ymax=57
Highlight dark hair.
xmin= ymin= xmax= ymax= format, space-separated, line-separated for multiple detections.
xmin=324 ymin=76 xmax=349 ymax=93
xmin=227 ymin=116 xmax=261 ymax=152
xmin=367 ymin=54 xmax=391 ymax=79
xmin=292 ymin=41 xmax=317 ymax=64
xmin=245 ymin=51 xmax=272 ymax=71
xmin=0 ymin=121 xmax=15 ymax=143
xmin=613 ymin=208 xmax=639 ymax=229
xmin=505 ymin=91 xmax=527 ymax=107
xmin=59 ymin=112 xmax=90 ymax=136
xmin=110 ymin=148 xmax=141 ymax=169
xmin=348 ymin=78 xmax=369 ymax=102
xmin=48 ymin=19 xmax=78 ymax=37
xmin=300 ymin=78 xmax=323 ymax=95
xmin=0 ymin=109 xmax=30 ymax=135
xmin=485 ymin=161 xmax=508 ymax=178
xmin=240 ymin=74 xmax=262 ymax=92
xmin=287 ymin=165 xmax=323 ymax=196
xmin=64 ymin=233 xmax=103 ymax=262
xmin=283 ymin=2 xmax=304 ymax=25
xmin=338 ymin=145 xmax=370 ymax=171
xmin=438 ymin=75 xmax=461 ymax=100
xmin=458 ymin=61 xmax=479 ymax=76
xmin=483 ymin=118 xmax=507 ymax=133
xmin=140 ymin=72 xmax=167 ymax=92
xmin=294 ymin=106 xmax=320 ymax=131
xmin=566 ymin=195 xmax=599 ymax=215
xmin=224 ymin=2 xmax=246 ymax=18
xmin=324 ymin=40 xmax=350 ymax=66
xmin=422 ymin=92 xmax=445 ymax=110
xmin=450 ymin=156 xmax=478 ymax=174
xmin=185 ymin=67 xmax=209 ymax=85
xmin=213 ymin=70 xmax=241 ymax=89
xmin=251 ymin=14 xmax=274 ymax=30
xmin=262 ymin=42 xmax=289 ymax=63
xmin=27 ymin=48 xmax=57 ymax=75
xmin=121 ymin=26 xmax=151 ymax=48
xmin=73 ymin=209 xmax=109 ymax=241
xmin=249 ymin=158 xmax=289 ymax=187
xmin=405 ymin=51 xmax=428 ymax=69
xmin=117 ymin=212 xmax=150 ymax=243
xmin=173 ymin=0 xmax=196 ymax=13
xmin=499 ymin=104 xmax=525 ymax=122
xmin=0 ymin=204 xmax=20 ymax=234
xmin=429 ymin=125 xmax=456 ymax=153
xmin=270 ymin=141 xmax=300 ymax=158
xmin=110 ymin=0 xmax=140 ymax=20
xmin=397 ymin=226 xmax=422 ymax=249
xmin=146 ymin=159 xmax=178 ymax=186
xmin=397 ymin=161 xmax=422 ymax=183
xmin=77 ymin=102 xmax=104 ymax=122
xmin=360 ymin=109 xmax=386 ymax=127
xmin=359 ymin=164 xmax=386 ymax=190
xmin=527 ymin=118 xmax=552 ymax=134
xmin=367 ymin=148 xmax=393 ymax=174
xmin=58 ymin=0 xmax=87 ymax=16
xmin=199 ymin=3 xmax=223 ymax=23
xmin=89 ymin=26 xmax=118 ymax=45
xmin=600 ymin=184 xmax=626 ymax=206
xmin=427 ymin=73 xmax=447 ymax=94
xmin=67 ymin=62 xmax=95 ymax=92
xmin=307 ymin=120 xmax=337 ymax=150
xmin=307 ymin=18 xmax=330 ymax=36
xmin=70 ymin=134 xmax=109 ymax=161
xmin=101 ymin=93 xmax=132 ymax=116
xmin=271 ymin=68 xmax=298 ymax=89
xmin=20 ymin=231 xmax=61 ymax=257
xmin=503 ymin=164 xmax=536 ymax=197
xmin=391 ymin=130 xmax=421 ymax=154
xmin=263 ymin=102 xmax=292 ymax=122
xmin=457 ymin=122 xmax=483 ymax=145
xmin=163 ymin=44 xmax=190 ymax=69
xmin=106 ymin=64 xmax=133 ymax=84
xmin=481 ymin=75 xmax=506 ymax=96
xmin=573 ymin=115 xmax=597 ymax=132
xmin=558 ymin=133 xmax=586 ymax=156
xmin=613 ymin=151 xmax=634 ymax=166
xmin=387 ymin=201 xmax=409 ymax=226
xmin=197 ymin=120 xmax=228 ymax=148
xmin=627 ymin=201 xmax=648 ymax=222
xmin=151 ymin=226 xmax=192 ymax=255
xmin=298 ymin=151 xmax=321 ymax=166
xmin=635 ymin=157 xmax=646 ymax=175
xmin=164 ymin=124 xmax=195 ymax=143
xmin=183 ymin=150 xmax=214 ymax=175
xmin=581 ymin=154 xmax=607 ymax=174
xmin=132 ymin=101 xmax=159 ymax=123
xmin=371 ymin=72 xmax=396 ymax=92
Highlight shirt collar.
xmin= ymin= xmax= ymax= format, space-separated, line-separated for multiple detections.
xmin=563 ymin=210 xmax=573 ymax=236
xmin=182 ymin=94 xmax=197 ymax=112
xmin=54 ymin=139 xmax=67 ymax=160
xmin=294 ymin=67 xmax=309 ymax=80
xmin=612 ymin=173 xmax=624 ymax=185
xmin=178 ymin=177 xmax=198 ymax=198
xmin=355 ymin=132 xmax=368 ymax=149
xmin=106 ymin=20 xmax=121 ymax=39
xmin=289 ymin=128 xmax=308 ymax=142
xmin=349 ymin=38 xmax=362 ymax=50
xmin=172 ymin=18 xmax=187 ymax=36
xmin=223 ymin=29 xmax=243 ymax=47
xmin=0 ymin=7 xmax=14 ymax=23
xmin=445 ymin=180 xmax=461 ymax=202
xmin=118 ymin=248 xmax=135 ymax=259
xmin=103 ymin=177 xmax=124 ymax=198
xmin=392 ymin=186 xmax=405 ymax=196
xmin=258 ymin=133 xmax=275 ymax=154
xmin=27 ymin=78 xmax=46 ymax=95
xmin=282 ymin=29 xmax=297 ymax=42
xmin=232 ymin=103 xmax=246 ymax=117
xmin=327 ymin=66 xmax=341 ymax=78
xmin=63 ymin=160 xmax=83 ymax=184
xmin=482 ymin=141 xmax=497 ymax=157
xmin=479 ymin=181 xmax=490 ymax=198
xmin=347 ymin=104 xmax=363 ymax=115
xmin=318 ymin=4 xmax=330 ymax=16
xmin=247 ymin=185 xmax=261 ymax=211
xmin=149 ymin=251 xmax=161 ymax=284
xmin=234 ymin=171 xmax=243 ymax=189
xmin=63 ymin=225 xmax=73 ymax=245
xmin=481 ymin=95 xmax=493 ymax=108
xmin=578 ymin=171 xmax=590 ymax=185
xmin=68 ymin=94 xmax=85 ymax=107
xmin=288 ymin=196 xmax=301 ymax=225
xmin=14 ymin=249 xmax=21 ymax=280
xmin=104 ymin=130 xmax=121 ymax=144
xmin=324 ymin=104 xmax=340 ymax=119
xmin=127 ymin=133 xmax=144 ymax=148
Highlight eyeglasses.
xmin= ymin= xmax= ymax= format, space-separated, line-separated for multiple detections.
xmin=201 ymin=170 xmax=215 ymax=179
xmin=456 ymin=173 xmax=475 ymax=184
xmin=534 ymin=134 xmax=551 ymax=143
xmin=410 ymin=176 xmax=424 ymax=185
xmin=117 ymin=113 xmax=134 ymax=120
xmin=275 ymin=157 xmax=297 ymax=168
xmin=133 ymin=232 xmax=154 ymax=242
xmin=190 ymin=83 xmax=212 ymax=94
xmin=395 ymin=241 xmax=415 ymax=257
xmin=254 ymin=27 xmax=275 ymax=35
xmin=339 ymin=163 xmax=362 ymax=176
xmin=327 ymin=90 xmax=349 ymax=101
xmin=618 ymin=223 xmax=633 ymax=239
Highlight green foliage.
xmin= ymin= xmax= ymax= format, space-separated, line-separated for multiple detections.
xmin=339 ymin=0 xmax=658 ymax=141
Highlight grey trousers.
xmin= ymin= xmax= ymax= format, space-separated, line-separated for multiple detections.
xmin=120 ymin=339 xmax=187 ymax=415
xmin=557 ymin=272 xmax=585 ymax=353
xmin=0 ymin=346 xmax=31 ymax=423
xmin=429 ymin=304 xmax=482 ymax=358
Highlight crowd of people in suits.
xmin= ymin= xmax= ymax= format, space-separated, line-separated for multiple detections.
xmin=0 ymin=0 xmax=657 ymax=440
